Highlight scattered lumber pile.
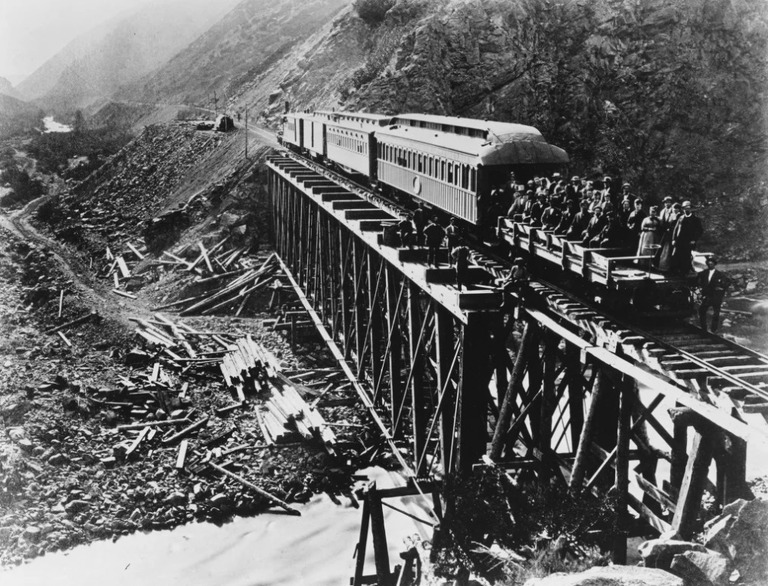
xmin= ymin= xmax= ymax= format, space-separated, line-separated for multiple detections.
xmin=102 ymin=241 xmax=148 ymax=294
xmin=154 ymin=252 xmax=283 ymax=317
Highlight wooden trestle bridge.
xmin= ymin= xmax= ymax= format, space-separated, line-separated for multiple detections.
xmin=266 ymin=153 xmax=768 ymax=585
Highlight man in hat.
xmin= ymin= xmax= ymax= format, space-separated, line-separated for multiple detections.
xmin=696 ymin=256 xmax=730 ymax=332
xmin=602 ymin=176 xmax=618 ymax=206
xmin=671 ymin=200 xmax=703 ymax=274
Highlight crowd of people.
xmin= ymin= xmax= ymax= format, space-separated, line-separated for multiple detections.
xmin=389 ymin=171 xmax=729 ymax=331
xmin=487 ymin=172 xmax=705 ymax=275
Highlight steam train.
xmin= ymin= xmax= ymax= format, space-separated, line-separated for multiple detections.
xmin=279 ymin=110 xmax=701 ymax=316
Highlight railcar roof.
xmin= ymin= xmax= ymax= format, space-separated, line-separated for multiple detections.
xmin=314 ymin=110 xmax=391 ymax=126
xmin=391 ymin=113 xmax=547 ymax=143
xmin=376 ymin=124 xmax=569 ymax=165
xmin=376 ymin=125 xmax=488 ymax=154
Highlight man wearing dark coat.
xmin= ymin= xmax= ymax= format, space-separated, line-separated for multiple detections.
xmin=424 ymin=217 xmax=446 ymax=267
xmin=670 ymin=200 xmax=704 ymax=274
xmin=412 ymin=205 xmax=427 ymax=246
xmin=697 ymin=256 xmax=730 ymax=332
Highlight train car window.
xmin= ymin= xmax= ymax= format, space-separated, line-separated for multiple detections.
xmin=447 ymin=162 xmax=453 ymax=184
xmin=470 ymin=168 xmax=476 ymax=191
xmin=462 ymin=165 xmax=469 ymax=189
xmin=417 ymin=154 xmax=423 ymax=173
xmin=440 ymin=160 xmax=446 ymax=181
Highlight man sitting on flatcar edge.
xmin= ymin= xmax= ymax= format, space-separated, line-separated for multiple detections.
xmin=498 ymin=258 xmax=529 ymax=314
xmin=697 ymin=256 xmax=730 ymax=332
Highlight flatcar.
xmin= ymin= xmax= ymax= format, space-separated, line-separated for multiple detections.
xmin=498 ymin=217 xmax=710 ymax=316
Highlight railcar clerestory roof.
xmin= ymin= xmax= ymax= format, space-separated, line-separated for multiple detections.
xmin=390 ymin=113 xmax=549 ymax=143
xmin=376 ymin=122 xmax=569 ymax=167
xmin=314 ymin=110 xmax=392 ymax=128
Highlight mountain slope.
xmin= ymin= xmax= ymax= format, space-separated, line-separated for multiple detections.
xmin=125 ymin=0 xmax=350 ymax=109
xmin=0 ymin=94 xmax=43 ymax=138
xmin=230 ymin=0 xmax=768 ymax=258
xmin=17 ymin=0 xmax=240 ymax=111
xmin=0 ymin=77 xmax=23 ymax=101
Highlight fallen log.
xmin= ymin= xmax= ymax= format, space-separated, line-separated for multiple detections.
xmin=161 ymin=416 xmax=210 ymax=445
xmin=45 ymin=311 xmax=98 ymax=335
xmin=208 ymin=462 xmax=300 ymax=516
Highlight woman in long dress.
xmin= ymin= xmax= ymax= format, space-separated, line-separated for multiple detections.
xmin=657 ymin=203 xmax=681 ymax=271
xmin=636 ymin=204 xmax=661 ymax=251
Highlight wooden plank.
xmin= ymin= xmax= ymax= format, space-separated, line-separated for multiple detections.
xmin=57 ymin=331 xmax=72 ymax=347
xmin=127 ymin=242 xmax=145 ymax=260
xmin=208 ymin=462 xmax=300 ymax=516
xmin=175 ymin=439 xmax=188 ymax=470
xmin=116 ymin=256 xmax=131 ymax=279
xmin=112 ymin=289 xmax=137 ymax=300
xmin=198 ymin=242 xmax=214 ymax=273
xmin=671 ymin=431 xmax=713 ymax=537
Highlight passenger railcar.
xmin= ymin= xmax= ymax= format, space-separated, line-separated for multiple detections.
xmin=281 ymin=112 xmax=303 ymax=150
xmin=318 ymin=111 xmax=390 ymax=178
xmin=376 ymin=115 xmax=567 ymax=224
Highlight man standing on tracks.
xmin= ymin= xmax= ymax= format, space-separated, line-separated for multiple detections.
xmin=412 ymin=204 xmax=427 ymax=246
xmin=445 ymin=217 xmax=460 ymax=264
xmin=424 ymin=217 xmax=446 ymax=267
xmin=452 ymin=245 xmax=471 ymax=291
xmin=697 ymin=256 xmax=730 ymax=332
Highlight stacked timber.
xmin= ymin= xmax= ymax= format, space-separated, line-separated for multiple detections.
xmin=220 ymin=335 xmax=337 ymax=452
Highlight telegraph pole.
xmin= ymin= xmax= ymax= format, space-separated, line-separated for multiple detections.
xmin=245 ymin=106 xmax=248 ymax=160
xmin=213 ymin=90 xmax=219 ymax=115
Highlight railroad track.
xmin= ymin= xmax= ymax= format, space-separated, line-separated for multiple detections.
xmin=275 ymin=149 xmax=768 ymax=432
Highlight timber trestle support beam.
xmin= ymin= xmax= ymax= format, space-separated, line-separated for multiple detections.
xmin=268 ymin=154 xmax=762 ymax=575
xmin=269 ymin=156 xmax=499 ymax=478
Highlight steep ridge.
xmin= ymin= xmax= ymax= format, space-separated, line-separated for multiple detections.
xmin=16 ymin=0 xmax=240 ymax=111
xmin=226 ymin=0 xmax=768 ymax=259
xmin=125 ymin=0 xmax=349 ymax=109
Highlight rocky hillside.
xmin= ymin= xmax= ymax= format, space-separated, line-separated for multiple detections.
xmin=16 ymin=0 xmax=240 ymax=111
xmin=224 ymin=0 xmax=768 ymax=259
xmin=125 ymin=0 xmax=349 ymax=109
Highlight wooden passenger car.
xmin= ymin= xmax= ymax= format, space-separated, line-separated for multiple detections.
xmin=317 ymin=111 xmax=390 ymax=178
xmin=376 ymin=114 xmax=568 ymax=225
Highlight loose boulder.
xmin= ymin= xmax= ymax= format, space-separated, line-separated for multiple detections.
xmin=670 ymin=550 xmax=730 ymax=586
xmin=639 ymin=539 xmax=707 ymax=571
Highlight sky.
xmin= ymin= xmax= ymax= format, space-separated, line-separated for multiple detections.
xmin=0 ymin=0 xmax=150 ymax=85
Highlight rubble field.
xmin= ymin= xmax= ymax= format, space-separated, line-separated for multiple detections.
xmin=0 ymin=125 xmax=383 ymax=567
